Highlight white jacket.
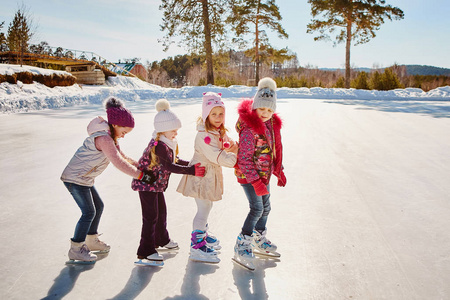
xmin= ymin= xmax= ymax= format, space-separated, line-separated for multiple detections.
xmin=177 ymin=124 xmax=236 ymax=201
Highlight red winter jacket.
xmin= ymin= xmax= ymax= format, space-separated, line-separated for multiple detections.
xmin=235 ymin=99 xmax=286 ymax=187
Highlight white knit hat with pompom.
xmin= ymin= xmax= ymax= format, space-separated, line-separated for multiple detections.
xmin=153 ymin=99 xmax=182 ymax=132
xmin=252 ymin=77 xmax=277 ymax=112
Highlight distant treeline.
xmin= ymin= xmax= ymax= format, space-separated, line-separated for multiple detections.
xmin=147 ymin=51 xmax=450 ymax=92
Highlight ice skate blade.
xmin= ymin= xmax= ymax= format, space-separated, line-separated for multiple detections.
xmin=254 ymin=250 xmax=280 ymax=258
xmin=189 ymin=256 xmax=220 ymax=264
xmin=157 ymin=246 xmax=179 ymax=251
xmin=91 ymin=249 xmax=110 ymax=254
xmin=232 ymin=257 xmax=255 ymax=271
xmin=65 ymin=259 xmax=96 ymax=265
xmin=134 ymin=259 xmax=164 ymax=267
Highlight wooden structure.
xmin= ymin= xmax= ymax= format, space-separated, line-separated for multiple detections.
xmin=0 ymin=50 xmax=129 ymax=85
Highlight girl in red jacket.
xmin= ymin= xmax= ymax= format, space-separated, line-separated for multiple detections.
xmin=233 ymin=78 xmax=287 ymax=270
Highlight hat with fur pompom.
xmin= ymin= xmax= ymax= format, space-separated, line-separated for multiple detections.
xmin=252 ymin=77 xmax=277 ymax=112
xmin=154 ymin=99 xmax=182 ymax=132
xmin=202 ymin=92 xmax=224 ymax=122
xmin=105 ymin=97 xmax=135 ymax=128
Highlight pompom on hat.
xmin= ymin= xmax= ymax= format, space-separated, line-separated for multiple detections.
xmin=252 ymin=77 xmax=277 ymax=112
xmin=154 ymin=99 xmax=182 ymax=132
xmin=104 ymin=97 xmax=135 ymax=128
xmin=202 ymin=92 xmax=225 ymax=122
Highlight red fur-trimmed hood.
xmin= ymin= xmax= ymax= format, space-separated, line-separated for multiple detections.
xmin=236 ymin=99 xmax=282 ymax=134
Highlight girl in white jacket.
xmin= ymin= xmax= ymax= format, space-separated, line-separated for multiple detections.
xmin=177 ymin=92 xmax=238 ymax=263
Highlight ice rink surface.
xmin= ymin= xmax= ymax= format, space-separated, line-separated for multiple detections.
xmin=1 ymin=98 xmax=450 ymax=299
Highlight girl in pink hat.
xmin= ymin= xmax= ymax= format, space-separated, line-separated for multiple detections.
xmin=61 ymin=97 xmax=156 ymax=264
xmin=177 ymin=92 xmax=238 ymax=263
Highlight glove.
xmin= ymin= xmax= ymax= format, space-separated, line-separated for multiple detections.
xmin=277 ymin=171 xmax=287 ymax=187
xmin=140 ymin=170 xmax=156 ymax=184
xmin=194 ymin=163 xmax=206 ymax=177
xmin=251 ymin=179 xmax=269 ymax=196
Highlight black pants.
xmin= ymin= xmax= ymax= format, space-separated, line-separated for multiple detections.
xmin=137 ymin=191 xmax=170 ymax=257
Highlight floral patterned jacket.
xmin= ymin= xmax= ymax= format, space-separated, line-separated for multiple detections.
xmin=132 ymin=139 xmax=195 ymax=192
xmin=235 ymin=99 xmax=285 ymax=186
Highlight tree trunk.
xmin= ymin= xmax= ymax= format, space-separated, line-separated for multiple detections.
xmin=345 ymin=4 xmax=353 ymax=89
xmin=201 ymin=0 xmax=214 ymax=85
xmin=255 ymin=2 xmax=261 ymax=84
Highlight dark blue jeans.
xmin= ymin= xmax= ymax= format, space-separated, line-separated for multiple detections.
xmin=241 ymin=183 xmax=271 ymax=236
xmin=64 ymin=182 xmax=104 ymax=243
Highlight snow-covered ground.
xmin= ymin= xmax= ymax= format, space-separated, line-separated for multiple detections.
xmin=1 ymin=65 xmax=450 ymax=299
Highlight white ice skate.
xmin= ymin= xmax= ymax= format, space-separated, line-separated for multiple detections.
xmin=189 ymin=230 xmax=220 ymax=264
xmin=135 ymin=252 xmax=164 ymax=267
xmin=205 ymin=224 xmax=221 ymax=250
xmin=158 ymin=239 xmax=179 ymax=250
xmin=86 ymin=234 xmax=110 ymax=253
xmin=232 ymin=233 xmax=255 ymax=271
xmin=66 ymin=240 xmax=97 ymax=265
xmin=252 ymin=229 xmax=280 ymax=258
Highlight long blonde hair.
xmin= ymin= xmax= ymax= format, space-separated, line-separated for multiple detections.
xmin=148 ymin=132 xmax=180 ymax=169
xmin=197 ymin=117 xmax=226 ymax=138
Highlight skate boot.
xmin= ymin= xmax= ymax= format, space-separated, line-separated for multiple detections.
xmin=158 ymin=239 xmax=179 ymax=250
xmin=232 ymin=233 xmax=255 ymax=270
xmin=252 ymin=229 xmax=280 ymax=257
xmin=205 ymin=223 xmax=221 ymax=250
xmin=189 ymin=230 xmax=220 ymax=263
xmin=135 ymin=252 xmax=164 ymax=267
xmin=67 ymin=240 xmax=97 ymax=264
xmin=86 ymin=234 xmax=110 ymax=253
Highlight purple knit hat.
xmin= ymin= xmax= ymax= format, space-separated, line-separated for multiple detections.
xmin=104 ymin=97 xmax=135 ymax=128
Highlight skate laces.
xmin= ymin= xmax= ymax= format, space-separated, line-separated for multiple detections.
xmin=80 ymin=244 xmax=90 ymax=253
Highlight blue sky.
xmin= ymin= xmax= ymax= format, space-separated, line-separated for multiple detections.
xmin=1 ymin=0 xmax=449 ymax=68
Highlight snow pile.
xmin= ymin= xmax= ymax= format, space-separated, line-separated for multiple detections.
xmin=0 ymin=64 xmax=71 ymax=76
xmin=1 ymin=64 xmax=449 ymax=113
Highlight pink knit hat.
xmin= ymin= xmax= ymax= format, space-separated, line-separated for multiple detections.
xmin=202 ymin=92 xmax=224 ymax=122
xmin=104 ymin=97 xmax=135 ymax=128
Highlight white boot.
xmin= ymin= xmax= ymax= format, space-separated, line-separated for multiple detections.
xmin=86 ymin=234 xmax=110 ymax=253
xmin=189 ymin=230 xmax=220 ymax=263
xmin=160 ymin=239 xmax=179 ymax=250
xmin=205 ymin=224 xmax=221 ymax=250
xmin=68 ymin=240 xmax=97 ymax=262
xmin=233 ymin=233 xmax=255 ymax=270
xmin=252 ymin=229 xmax=280 ymax=257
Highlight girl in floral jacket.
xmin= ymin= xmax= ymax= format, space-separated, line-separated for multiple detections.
xmin=233 ymin=78 xmax=286 ymax=270
xmin=131 ymin=99 xmax=205 ymax=266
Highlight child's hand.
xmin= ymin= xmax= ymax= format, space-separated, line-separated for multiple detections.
xmin=277 ymin=171 xmax=287 ymax=187
xmin=251 ymin=179 xmax=269 ymax=196
xmin=140 ymin=171 xmax=156 ymax=184
xmin=226 ymin=141 xmax=238 ymax=154
xmin=194 ymin=163 xmax=206 ymax=177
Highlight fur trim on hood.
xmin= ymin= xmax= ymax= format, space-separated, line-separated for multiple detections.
xmin=236 ymin=99 xmax=282 ymax=134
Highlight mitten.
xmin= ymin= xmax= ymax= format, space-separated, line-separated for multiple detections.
xmin=277 ymin=171 xmax=287 ymax=187
xmin=194 ymin=163 xmax=206 ymax=177
xmin=140 ymin=170 xmax=156 ymax=184
xmin=251 ymin=179 xmax=269 ymax=196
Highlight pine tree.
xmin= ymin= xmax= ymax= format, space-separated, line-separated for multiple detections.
xmin=6 ymin=5 xmax=34 ymax=66
xmin=370 ymin=71 xmax=383 ymax=90
xmin=307 ymin=0 xmax=404 ymax=89
xmin=0 ymin=21 xmax=7 ymax=51
xmin=352 ymin=71 xmax=370 ymax=89
xmin=160 ymin=0 xmax=228 ymax=85
xmin=227 ymin=0 xmax=288 ymax=82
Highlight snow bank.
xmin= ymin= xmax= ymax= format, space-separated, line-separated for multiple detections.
xmin=1 ymin=64 xmax=449 ymax=113
xmin=0 ymin=63 xmax=71 ymax=76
